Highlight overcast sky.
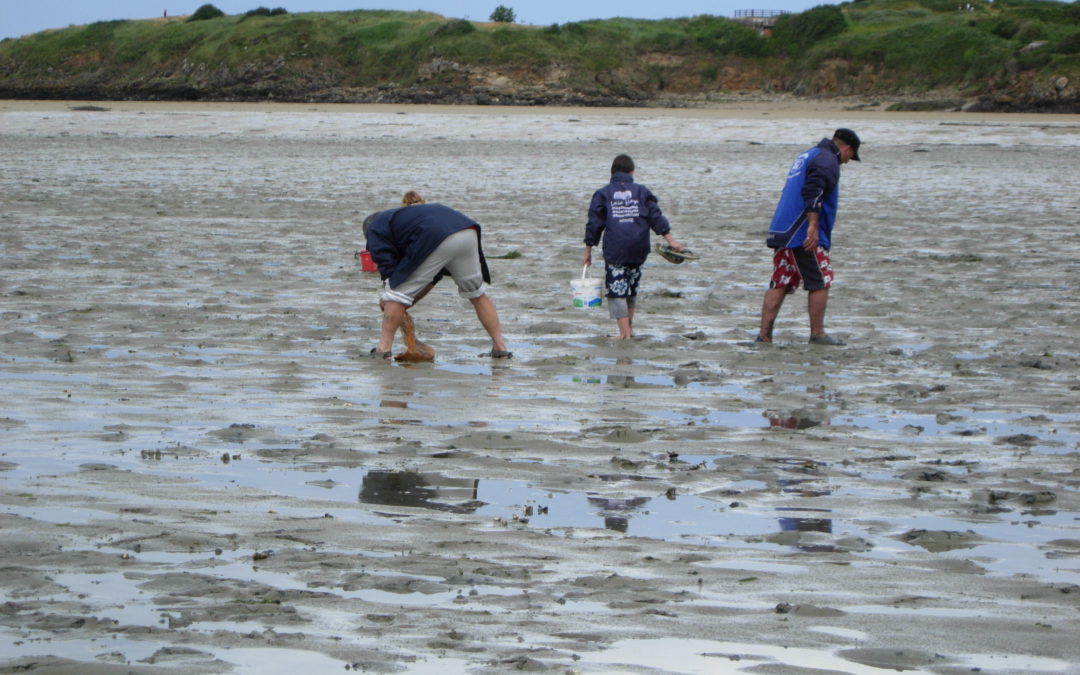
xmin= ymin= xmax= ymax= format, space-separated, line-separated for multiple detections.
xmin=1 ymin=0 xmax=823 ymax=40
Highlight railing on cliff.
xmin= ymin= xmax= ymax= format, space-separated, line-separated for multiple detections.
xmin=731 ymin=10 xmax=791 ymax=35
xmin=733 ymin=10 xmax=790 ymax=18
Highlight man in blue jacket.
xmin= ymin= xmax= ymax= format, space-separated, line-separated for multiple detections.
xmin=363 ymin=203 xmax=510 ymax=358
xmin=583 ymin=154 xmax=684 ymax=340
xmin=757 ymin=129 xmax=861 ymax=346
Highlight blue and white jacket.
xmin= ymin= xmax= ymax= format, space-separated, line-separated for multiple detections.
xmin=585 ymin=172 xmax=671 ymax=266
xmin=365 ymin=203 xmax=490 ymax=290
xmin=766 ymin=138 xmax=843 ymax=250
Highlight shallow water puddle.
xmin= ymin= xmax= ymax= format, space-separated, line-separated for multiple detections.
xmin=0 ymin=629 xmax=357 ymax=674
xmin=0 ymin=630 xmax=167 ymax=667
xmin=43 ymin=572 xmax=164 ymax=626
xmin=573 ymin=636 xmax=1076 ymax=674
xmin=573 ymin=637 xmax=913 ymax=674
xmin=357 ymin=469 xmax=786 ymax=540
xmin=657 ymin=407 xmax=776 ymax=428
xmin=23 ymin=454 xmax=1069 ymax=583
xmin=355 ymin=469 xmax=1079 ymax=582
xmin=0 ymin=504 xmax=116 ymax=525
xmin=835 ymin=410 xmax=1080 ymax=454
xmin=557 ymin=371 xmax=750 ymax=396
xmin=48 ymin=546 xmax=526 ymax=635
xmin=6 ymin=439 xmax=1076 ymax=584
xmin=204 ymin=647 xmax=354 ymax=674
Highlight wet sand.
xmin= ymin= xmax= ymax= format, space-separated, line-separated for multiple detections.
xmin=1 ymin=100 xmax=1079 ymax=673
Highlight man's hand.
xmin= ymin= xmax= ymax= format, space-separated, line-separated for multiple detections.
xmin=583 ymin=246 xmax=593 ymax=268
xmin=664 ymin=234 xmax=685 ymax=253
xmin=803 ymin=212 xmax=820 ymax=251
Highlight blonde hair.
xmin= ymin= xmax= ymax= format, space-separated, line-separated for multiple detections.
xmin=401 ymin=190 xmax=425 ymax=206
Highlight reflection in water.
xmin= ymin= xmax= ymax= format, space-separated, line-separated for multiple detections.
xmin=359 ymin=470 xmax=482 ymax=513
xmin=779 ymin=516 xmax=835 ymax=552
xmin=778 ymin=478 xmax=832 ymax=498
xmin=605 ymin=374 xmax=636 ymax=388
xmin=779 ymin=517 xmax=833 ymax=534
xmin=764 ymin=410 xmax=831 ymax=429
xmin=374 ymin=362 xmax=424 ymax=424
xmin=359 ymin=471 xmax=846 ymax=548
xmin=588 ymin=496 xmax=651 ymax=532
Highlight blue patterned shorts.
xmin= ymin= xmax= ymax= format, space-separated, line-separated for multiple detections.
xmin=605 ymin=264 xmax=642 ymax=299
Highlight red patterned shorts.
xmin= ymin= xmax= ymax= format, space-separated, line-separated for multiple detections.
xmin=770 ymin=246 xmax=833 ymax=293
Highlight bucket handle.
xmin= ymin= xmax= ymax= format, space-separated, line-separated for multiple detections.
xmin=582 ymin=264 xmax=592 ymax=279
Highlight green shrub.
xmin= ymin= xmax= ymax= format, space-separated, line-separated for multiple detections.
xmin=818 ymin=16 xmax=1014 ymax=87
xmin=241 ymin=6 xmax=286 ymax=18
xmin=435 ymin=18 xmax=476 ymax=37
xmin=687 ymin=15 xmax=770 ymax=57
xmin=772 ymin=5 xmax=847 ymax=55
xmin=982 ymin=15 xmax=1022 ymax=39
xmin=848 ymin=8 xmax=931 ymax=26
xmin=490 ymin=6 xmax=516 ymax=23
xmin=188 ymin=4 xmax=225 ymax=22
xmin=917 ymin=0 xmax=963 ymax=13
xmin=647 ymin=63 xmax=671 ymax=89
xmin=1057 ymin=29 xmax=1080 ymax=54
xmin=1014 ymin=20 xmax=1047 ymax=44
xmin=239 ymin=6 xmax=286 ymax=22
xmin=650 ymin=31 xmax=688 ymax=51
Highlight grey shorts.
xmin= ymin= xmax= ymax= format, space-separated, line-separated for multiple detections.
xmin=381 ymin=228 xmax=486 ymax=306
xmin=608 ymin=296 xmax=637 ymax=320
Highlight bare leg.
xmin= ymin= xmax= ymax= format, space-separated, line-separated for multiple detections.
xmin=758 ymin=286 xmax=787 ymax=342
xmin=615 ymin=316 xmax=633 ymax=340
xmin=469 ymin=293 xmax=508 ymax=352
xmin=376 ymin=301 xmax=407 ymax=352
xmin=807 ymin=288 xmax=829 ymax=337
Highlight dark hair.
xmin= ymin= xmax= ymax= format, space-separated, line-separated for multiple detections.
xmin=362 ymin=212 xmax=378 ymax=238
xmin=611 ymin=154 xmax=635 ymax=175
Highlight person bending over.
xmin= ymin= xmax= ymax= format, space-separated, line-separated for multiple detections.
xmin=363 ymin=203 xmax=510 ymax=358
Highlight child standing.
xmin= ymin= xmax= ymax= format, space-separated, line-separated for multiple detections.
xmin=583 ymin=154 xmax=684 ymax=339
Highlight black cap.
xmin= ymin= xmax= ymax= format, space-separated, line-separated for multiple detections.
xmin=833 ymin=128 xmax=861 ymax=161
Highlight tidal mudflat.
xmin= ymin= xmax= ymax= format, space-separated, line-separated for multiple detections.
xmin=1 ymin=100 xmax=1078 ymax=673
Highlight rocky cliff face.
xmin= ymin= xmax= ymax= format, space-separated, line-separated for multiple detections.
xmin=0 ymin=53 xmax=1074 ymax=112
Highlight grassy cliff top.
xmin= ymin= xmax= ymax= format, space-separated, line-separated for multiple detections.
xmin=1 ymin=0 xmax=1077 ymax=108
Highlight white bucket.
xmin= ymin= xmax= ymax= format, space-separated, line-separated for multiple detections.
xmin=571 ymin=265 xmax=602 ymax=308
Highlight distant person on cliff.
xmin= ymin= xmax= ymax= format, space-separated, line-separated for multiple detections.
xmin=583 ymin=154 xmax=685 ymax=340
xmin=363 ymin=203 xmax=511 ymax=359
xmin=756 ymin=128 xmax=861 ymax=346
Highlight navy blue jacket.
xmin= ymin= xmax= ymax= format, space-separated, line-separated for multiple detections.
xmin=766 ymin=138 xmax=842 ymax=250
xmin=585 ymin=172 xmax=671 ymax=266
xmin=365 ymin=203 xmax=491 ymax=290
